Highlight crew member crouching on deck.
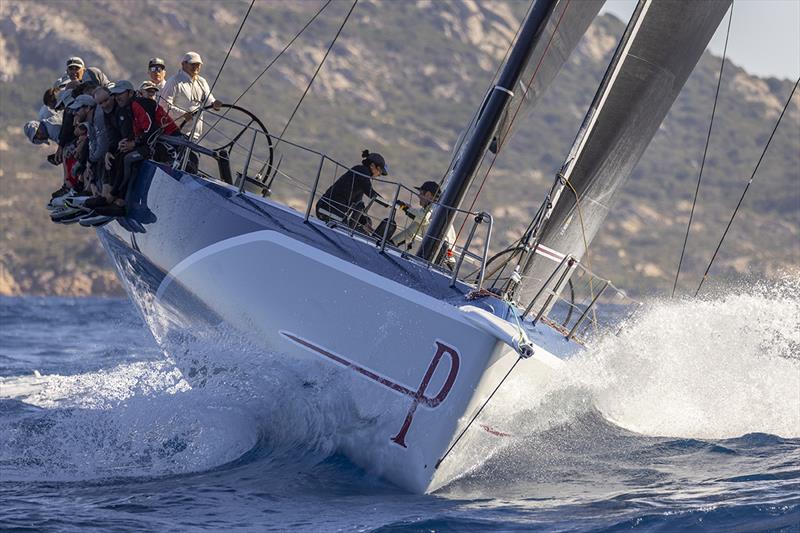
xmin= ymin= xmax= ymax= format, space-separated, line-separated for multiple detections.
xmin=316 ymin=150 xmax=388 ymax=231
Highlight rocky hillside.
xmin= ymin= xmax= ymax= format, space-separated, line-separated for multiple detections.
xmin=1 ymin=0 xmax=797 ymax=297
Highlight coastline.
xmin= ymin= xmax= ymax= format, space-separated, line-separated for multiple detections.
xmin=0 ymin=263 xmax=123 ymax=297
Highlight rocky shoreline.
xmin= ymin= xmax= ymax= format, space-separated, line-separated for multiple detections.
xmin=0 ymin=263 xmax=123 ymax=297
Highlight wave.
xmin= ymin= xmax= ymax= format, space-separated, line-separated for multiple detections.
xmin=0 ymin=363 xmax=256 ymax=482
xmin=0 ymin=353 xmax=366 ymax=484
xmin=438 ymin=277 xmax=800 ymax=492
xmin=2 ymin=278 xmax=797 ymax=490
xmin=562 ymin=276 xmax=800 ymax=439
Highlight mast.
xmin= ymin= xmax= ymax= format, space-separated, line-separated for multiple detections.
xmin=418 ymin=0 xmax=559 ymax=261
xmin=516 ymin=0 xmax=732 ymax=302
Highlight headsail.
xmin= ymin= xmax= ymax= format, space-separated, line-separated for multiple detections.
xmin=518 ymin=0 xmax=732 ymax=302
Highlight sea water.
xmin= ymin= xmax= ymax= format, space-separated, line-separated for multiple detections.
xmin=0 ymin=280 xmax=798 ymax=532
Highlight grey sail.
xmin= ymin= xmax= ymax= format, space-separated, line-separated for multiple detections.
xmin=490 ymin=0 xmax=605 ymax=152
xmin=519 ymin=0 xmax=732 ymax=302
xmin=425 ymin=0 xmax=605 ymax=259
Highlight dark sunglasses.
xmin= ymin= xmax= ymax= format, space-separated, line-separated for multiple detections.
xmin=149 ymin=66 xmax=165 ymax=72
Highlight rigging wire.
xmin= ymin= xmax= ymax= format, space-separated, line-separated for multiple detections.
xmin=562 ymin=175 xmax=598 ymax=330
xmin=200 ymin=0 xmax=334 ymax=142
xmin=435 ymin=0 xmax=529 ymax=190
xmin=454 ymin=0 xmax=573 ymax=244
xmin=278 ymin=0 xmax=358 ymax=141
xmin=402 ymin=6 xmax=528 ymax=251
xmin=694 ymin=75 xmax=799 ymax=297
xmin=448 ymin=0 xmax=573 ymax=300
xmin=672 ymin=2 xmax=734 ymax=298
xmin=401 ymin=2 xmax=528 ymax=249
xmin=186 ymin=0 xmax=256 ymax=144
xmin=435 ymin=356 xmax=522 ymax=469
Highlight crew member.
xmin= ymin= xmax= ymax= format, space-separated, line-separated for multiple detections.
xmin=316 ymin=150 xmax=388 ymax=230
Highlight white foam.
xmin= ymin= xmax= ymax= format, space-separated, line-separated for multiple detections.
xmin=0 ymin=344 xmax=365 ymax=483
xmin=559 ymin=277 xmax=800 ymax=439
xmin=0 ymin=361 xmax=188 ymax=409
xmin=5 ymin=278 xmax=797 ymax=487
xmin=0 ymin=361 xmax=262 ymax=482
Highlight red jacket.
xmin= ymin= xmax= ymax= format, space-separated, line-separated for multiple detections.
xmin=131 ymin=97 xmax=178 ymax=145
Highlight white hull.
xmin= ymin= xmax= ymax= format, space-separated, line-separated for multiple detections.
xmin=150 ymin=230 xmax=565 ymax=492
xmin=99 ymin=164 xmax=574 ymax=492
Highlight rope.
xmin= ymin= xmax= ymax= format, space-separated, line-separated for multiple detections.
xmin=694 ymin=76 xmax=799 ymax=297
xmin=185 ymin=0 xmax=255 ymax=144
xmin=672 ymin=2 xmax=734 ymax=298
xmin=200 ymin=0 xmax=333 ymax=142
xmin=278 ymin=0 xmax=358 ymax=141
xmin=403 ymin=3 xmax=526 ymax=250
xmin=435 ymin=356 xmax=522 ymax=469
xmin=562 ymin=175 xmax=597 ymax=330
xmin=454 ymin=0 xmax=573 ymax=244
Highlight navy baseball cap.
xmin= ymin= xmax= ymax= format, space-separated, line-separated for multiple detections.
xmin=415 ymin=181 xmax=441 ymax=196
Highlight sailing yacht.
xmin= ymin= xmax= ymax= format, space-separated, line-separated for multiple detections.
xmin=96 ymin=0 xmax=731 ymax=493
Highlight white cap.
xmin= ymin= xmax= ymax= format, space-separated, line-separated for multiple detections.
xmin=66 ymin=56 xmax=84 ymax=68
xmin=24 ymin=121 xmax=42 ymax=144
xmin=139 ymin=80 xmax=160 ymax=91
xmin=68 ymin=94 xmax=96 ymax=110
xmin=181 ymin=51 xmax=203 ymax=64
xmin=109 ymin=80 xmax=135 ymax=94
xmin=55 ymin=89 xmax=75 ymax=109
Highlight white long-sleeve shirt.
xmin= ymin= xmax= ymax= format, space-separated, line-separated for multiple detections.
xmin=161 ymin=70 xmax=216 ymax=140
xmin=393 ymin=205 xmax=457 ymax=253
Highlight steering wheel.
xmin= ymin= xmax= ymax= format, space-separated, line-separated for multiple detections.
xmin=201 ymin=103 xmax=274 ymax=185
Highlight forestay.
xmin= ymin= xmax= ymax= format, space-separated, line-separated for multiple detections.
xmin=519 ymin=0 xmax=732 ymax=303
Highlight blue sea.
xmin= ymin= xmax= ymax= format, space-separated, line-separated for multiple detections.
xmin=1 ymin=285 xmax=799 ymax=532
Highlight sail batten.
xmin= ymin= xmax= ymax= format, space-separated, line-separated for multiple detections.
xmin=519 ymin=0 xmax=732 ymax=301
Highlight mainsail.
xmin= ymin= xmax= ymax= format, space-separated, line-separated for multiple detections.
xmin=518 ymin=0 xmax=732 ymax=302
xmin=419 ymin=0 xmax=604 ymax=260
xmin=491 ymin=0 xmax=605 ymax=153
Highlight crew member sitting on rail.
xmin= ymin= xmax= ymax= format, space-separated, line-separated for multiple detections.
xmin=316 ymin=150 xmax=388 ymax=231
xmin=39 ymin=88 xmax=59 ymax=121
xmin=147 ymin=57 xmax=167 ymax=90
xmin=103 ymin=80 xmax=180 ymax=215
xmin=63 ymin=56 xmax=108 ymax=88
xmin=138 ymin=81 xmax=160 ymax=101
